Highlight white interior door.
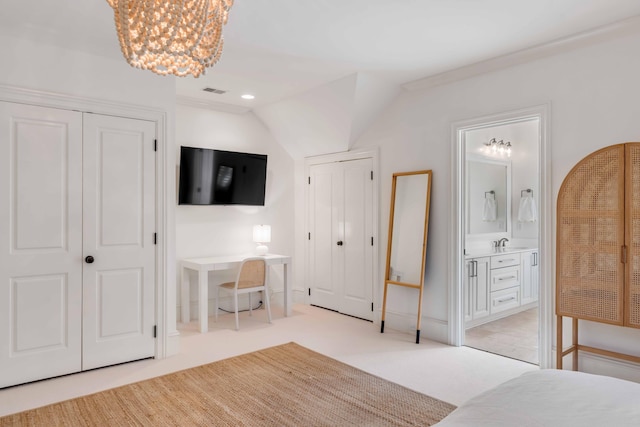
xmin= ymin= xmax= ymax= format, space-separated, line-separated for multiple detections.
xmin=308 ymin=162 xmax=341 ymax=310
xmin=0 ymin=102 xmax=83 ymax=388
xmin=82 ymin=114 xmax=156 ymax=370
xmin=341 ymin=159 xmax=374 ymax=319
xmin=308 ymin=158 xmax=373 ymax=320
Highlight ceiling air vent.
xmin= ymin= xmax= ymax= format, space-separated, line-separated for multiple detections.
xmin=202 ymin=87 xmax=227 ymax=95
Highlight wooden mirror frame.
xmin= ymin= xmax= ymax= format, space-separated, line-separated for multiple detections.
xmin=380 ymin=170 xmax=432 ymax=343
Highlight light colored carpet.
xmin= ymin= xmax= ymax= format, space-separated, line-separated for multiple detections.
xmin=1 ymin=342 xmax=455 ymax=426
xmin=465 ymin=308 xmax=538 ymax=365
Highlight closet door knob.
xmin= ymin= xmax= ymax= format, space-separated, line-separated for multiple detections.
xmin=337 ymin=241 xmax=344 ymax=246
xmin=85 ymin=256 xmax=95 ymax=264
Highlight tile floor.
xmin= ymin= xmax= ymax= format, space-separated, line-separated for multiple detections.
xmin=465 ymin=307 xmax=539 ymax=364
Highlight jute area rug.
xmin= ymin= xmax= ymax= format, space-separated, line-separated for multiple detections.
xmin=1 ymin=342 xmax=455 ymax=426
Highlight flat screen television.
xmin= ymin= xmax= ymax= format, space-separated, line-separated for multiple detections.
xmin=178 ymin=146 xmax=267 ymax=206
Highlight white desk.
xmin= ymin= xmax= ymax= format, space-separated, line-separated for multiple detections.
xmin=181 ymin=254 xmax=292 ymax=333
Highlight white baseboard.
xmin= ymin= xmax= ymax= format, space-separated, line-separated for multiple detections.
xmin=381 ymin=309 xmax=449 ymax=344
xmin=165 ymin=331 xmax=181 ymax=357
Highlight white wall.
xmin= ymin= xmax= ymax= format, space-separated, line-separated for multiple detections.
xmin=349 ymin=27 xmax=640 ymax=370
xmin=175 ymin=105 xmax=295 ymax=316
xmin=0 ymin=33 xmax=175 ymax=109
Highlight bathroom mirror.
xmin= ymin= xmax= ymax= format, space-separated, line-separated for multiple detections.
xmin=466 ymin=156 xmax=511 ymax=236
xmin=381 ymin=170 xmax=432 ymax=343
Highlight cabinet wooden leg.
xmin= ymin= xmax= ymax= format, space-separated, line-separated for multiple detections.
xmin=557 ymin=315 xmax=563 ymax=370
xmin=572 ymin=317 xmax=579 ymax=371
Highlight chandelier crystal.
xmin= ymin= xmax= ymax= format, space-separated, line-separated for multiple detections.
xmin=106 ymin=0 xmax=234 ymax=78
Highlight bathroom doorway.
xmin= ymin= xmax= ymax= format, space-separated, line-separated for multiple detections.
xmin=450 ymin=105 xmax=552 ymax=368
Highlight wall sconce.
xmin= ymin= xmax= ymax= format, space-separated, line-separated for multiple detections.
xmin=484 ymin=138 xmax=512 ymax=158
xmin=253 ymin=224 xmax=271 ymax=255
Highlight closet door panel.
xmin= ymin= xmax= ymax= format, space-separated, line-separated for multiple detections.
xmin=341 ymin=158 xmax=373 ymax=320
xmin=82 ymin=114 xmax=156 ymax=370
xmin=556 ymin=145 xmax=625 ymax=325
xmin=308 ymin=159 xmax=374 ymax=320
xmin=308 ymin=163 xmax=341 ymax=310
xmin=0 ymin=102 xmax=83 ymax=388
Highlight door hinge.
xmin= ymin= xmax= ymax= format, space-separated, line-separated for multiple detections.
xmin=622 ymin=245 xmax=628 ymax=264
xmin=154 ymin=139 xmax=157 ymax=152
xmin=308 ymin=232 xmax=311 ymax=240
xmin=308 ymin=176 xmax=311 ymax=184
xmin=371 ymin=236 xmax=374 ymax=246
xmin=153 ymin=325 xmax=157 ymax=338
xmin=371 ymin=302 xmax=374 ymax=312
xmin=308 ymin=288 xmax=311 ymax=296
xmin=370 ymin=171 xmax=373 ymax=180
xmin=154 ymin=233 xmax=157 ymax=245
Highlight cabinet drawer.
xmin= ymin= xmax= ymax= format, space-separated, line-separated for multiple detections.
xmin=490 ymin=266 xmax=520 ymax=292
xmin=490 ymin=287 xmax=520 ymax=314
xmin=491 ymin=253 xmax=521 ymax=269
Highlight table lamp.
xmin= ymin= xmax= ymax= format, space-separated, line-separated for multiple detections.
xmin=253 ymin=224 xmax=271 ymax=255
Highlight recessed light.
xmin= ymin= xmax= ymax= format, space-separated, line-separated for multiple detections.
xmin=241 ymin=94 xmax=255 ymax=100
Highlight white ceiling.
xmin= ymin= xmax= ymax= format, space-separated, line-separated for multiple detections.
xmin=2 ymin=1 xmax=640 ymax=110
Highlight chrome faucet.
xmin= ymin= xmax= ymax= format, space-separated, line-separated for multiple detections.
xmin=498 ymin=238 xmax=509 ymax=247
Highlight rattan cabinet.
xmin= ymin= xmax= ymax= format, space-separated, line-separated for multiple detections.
xmin=557 ymin=143 xmax=640 ymax=369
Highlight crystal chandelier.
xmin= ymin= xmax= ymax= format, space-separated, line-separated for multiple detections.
xmin=106 ymin=0 xmax=234 ymax=78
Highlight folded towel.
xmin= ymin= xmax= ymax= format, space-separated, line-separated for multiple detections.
xmin=518 ymin=194 xmax=537 ymax=222
xmin=483 ymin=197 xmax=497 ymax=222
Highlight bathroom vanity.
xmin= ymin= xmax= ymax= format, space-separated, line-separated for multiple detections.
xmin=465 ymin=247 xmax=539 ymax=328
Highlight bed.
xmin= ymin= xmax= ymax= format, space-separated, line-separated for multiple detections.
xmin=435 ymin=369 xmax=640 ymax=427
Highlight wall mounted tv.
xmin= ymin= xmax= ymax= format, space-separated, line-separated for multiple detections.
xmin=178 ymin=146 xmax=267 ymax=206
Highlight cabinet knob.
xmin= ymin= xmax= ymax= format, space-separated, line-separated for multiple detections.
xmin=337 ymin=241 xmax=344 ymax=246
xmin=85 ymin=256 xmax=95 ymax=264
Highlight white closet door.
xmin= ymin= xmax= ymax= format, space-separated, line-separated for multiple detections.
xmin=82 ymin=114 xmax=156 ymax=370
xmin=0 ymin=102 xmax=83 ymax=388
xmin=341 ymin=158 xmax=373 ymax=319
xmin=309 ymin=162 xmax=342 ymax=310
xmin=308 ymin=158 xmax=373 ymax=320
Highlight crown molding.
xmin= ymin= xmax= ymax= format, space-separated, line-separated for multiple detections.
xmin=403 ymin=14 xmax=640 ymax=92
xmin=176 ymin=95 xmax=252 ymax=114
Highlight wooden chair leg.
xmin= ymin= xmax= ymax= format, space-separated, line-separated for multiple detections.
xmin=234 ymin=292 xmax=240 ymax=331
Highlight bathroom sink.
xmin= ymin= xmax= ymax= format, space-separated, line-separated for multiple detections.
xmin=494 ymin=246 xmax=529 ymax=252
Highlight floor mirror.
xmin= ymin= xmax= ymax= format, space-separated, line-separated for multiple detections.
xmin=380 ymin=170 xmax=432 ymax=343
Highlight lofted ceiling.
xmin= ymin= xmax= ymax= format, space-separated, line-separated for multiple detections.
xmin=1 ymin=1 xmax=640 ymax=112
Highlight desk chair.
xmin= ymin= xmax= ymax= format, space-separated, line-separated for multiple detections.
xmin=215 ymin=257 xmax=272 ymax=330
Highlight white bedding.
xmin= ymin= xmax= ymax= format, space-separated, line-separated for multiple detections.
xmin=435 ymin=369 xmax=640 ymax=427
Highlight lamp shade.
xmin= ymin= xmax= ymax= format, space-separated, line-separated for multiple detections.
xmin=253 ymin=225 xmax=271 ymax=243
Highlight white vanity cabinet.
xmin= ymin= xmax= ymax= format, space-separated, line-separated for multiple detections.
xmin=489 ymin=253 xmax=521 ymax=314
xmin=466 ymin=248 xmax=538 ymax=328
xmin=521 ymin=249 xmax=539 ymax=305
xmin=464 ymin=257 xmax=490 ymax=324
